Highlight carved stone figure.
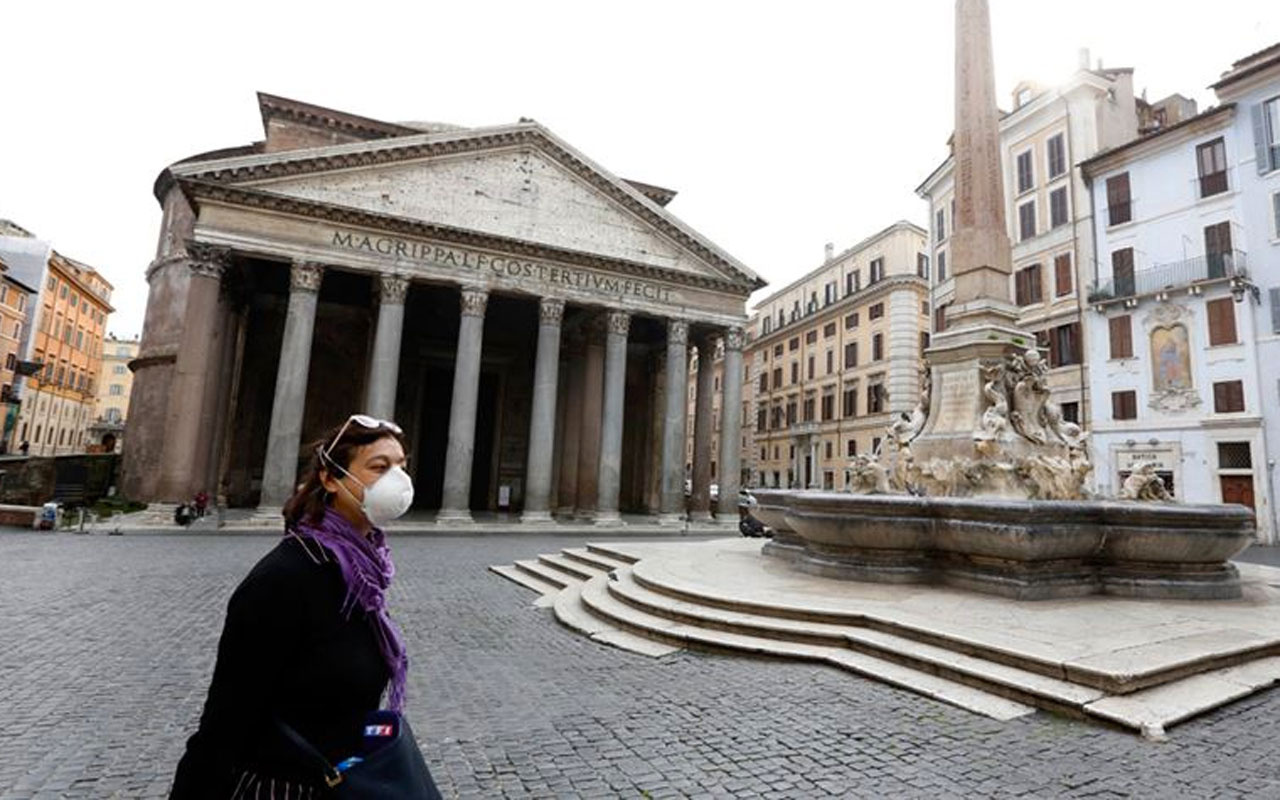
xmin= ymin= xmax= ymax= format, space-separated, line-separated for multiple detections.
xmin=1120 ymin=462 xmax=1173 ymax=502
xmin=848 ymin=454 xmax=892 ymax=494
xmin=973 ymin=361 xmax=1010 ymax=452
xmin=1008 ymin=349 xmax=1051 ymax=444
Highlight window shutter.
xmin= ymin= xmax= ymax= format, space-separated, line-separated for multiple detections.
xmin=1109 ymin=316 xmax=1132 ymax=359
xmin=1270 ymin=287 xmax=1280 ymax=334
xmin=1253 ymin=104 xmax=1270 ymax=175
xmin=1214 ymin=382 xmax=1227 ymax=412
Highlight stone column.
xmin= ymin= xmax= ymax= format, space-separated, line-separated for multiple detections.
xmin=595 ymin=310 xmax=630 ymax=524
xmin=259 ymin=260 xmax=324 ymax=510
xmin=157 ymin=243 xmax=232 ymax=502
xmin=575 ymin=319 xmax=605 ymax=520
xmin=658 ymin=319 xmax=689 ymax=523
xmin=521 ymin=297 xmax=565 ymax=524
xmin=716 ymin=327 xmax=744 ymax=519
xmin=556 ymin=335 xmax=584 ymax=514
xmin=438 ymin=287 xmax=488 ymax=524
xmin=366 ymin=274 xmax=409 ymax=421
xmin=809 ymin=440 xmax=819 ymax=489
xmin=689 ymin=334 xmax=716 ymax=522
xmin=645 ymin=348 xmax=666 ymax=513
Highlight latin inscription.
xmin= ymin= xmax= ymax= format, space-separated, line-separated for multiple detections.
xmin=931 ymin=368 xmax=980 ymax=433
xmin=331 ymin=229 xmax=676 ymax=303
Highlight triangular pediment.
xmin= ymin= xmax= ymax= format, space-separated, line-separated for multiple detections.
xmin=170 ymin=121 xmax=763 ymax=292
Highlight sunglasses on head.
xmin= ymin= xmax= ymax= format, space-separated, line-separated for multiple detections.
xmin=321 ymin=414 xmax=403 ymax=462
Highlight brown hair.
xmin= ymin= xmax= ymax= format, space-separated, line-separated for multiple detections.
xmin=281 ymin=419 xmax=409 ymax=529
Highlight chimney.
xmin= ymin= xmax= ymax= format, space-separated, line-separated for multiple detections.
xmin=824 ymin=242 xmax=834 ymax=262
xmin=1077 ymin=48 xmax=1090 ymax=71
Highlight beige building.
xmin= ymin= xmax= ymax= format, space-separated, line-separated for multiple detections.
xmin=747 ymin=222 xmax=930 ymax=490
xmin=90 ymin=335 xmax=139 ymax=452
xmin=917 ymin=54 xmax=1195 ymax=427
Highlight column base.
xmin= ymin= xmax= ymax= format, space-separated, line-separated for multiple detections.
xmin=435 ymin=508 xmax=474 ymax=525
xmin=688 ymin=510 xmax=715 ymax=523
xmin=657 ymin=513 xmax=686 ymax=526
xmin=520 ymin=511 xmax=557 ymax=525
xmin=575 ymin=510 xmax=598 ymax=523
xmin=593 ymin=511 xmax=624 ymax=527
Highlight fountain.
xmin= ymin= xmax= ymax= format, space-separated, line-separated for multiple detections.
xmin=757 ymin=0 xmax=1255 ymax=600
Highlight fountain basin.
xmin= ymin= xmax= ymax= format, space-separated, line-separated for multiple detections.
xmin=759 ymin=491 xmax=1255 ymax=600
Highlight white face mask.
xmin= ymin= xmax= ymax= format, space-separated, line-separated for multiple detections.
xmin=334 ymin=464 xmax=415 ymax=526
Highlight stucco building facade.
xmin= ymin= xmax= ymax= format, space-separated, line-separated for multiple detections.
xmin=123 ymin=93 xmax=763 ymax=522
xmin=746 ymin=222 xmax=930 ymax=490
xmin=90 ymin=335 xmax=139 ymax=452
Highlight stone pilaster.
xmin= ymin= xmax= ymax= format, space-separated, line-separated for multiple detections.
xmin=595 ymin=310 xmax=630 ymax=524
xmin=522 ymin=297 xmax=566 ymax=524
xmin=365 ymin=274 xmax=410 ymax=421
xmin=689 ymin=333 xmax=717 ymax=521
xmin=716 ymin=327 xmax=744 ymax=519
xmin=259 ymin=260 xmax=324 ymax=510
xmin=659 ymin=319 xmax=690 ymax=522
xmin=438 ymin=286 xmax=488 ymax=524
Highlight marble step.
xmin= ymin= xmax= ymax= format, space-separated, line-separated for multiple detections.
xmin=584 ymin=542 xmax=641 ymax=565
xmin=578 ymin=571 xmax=1034 ymax=722
xmin=553 ymin=579 xmax=679 ymax=658
xmin=536 ymin=552 xmax=605 ymax=582
xmin=606 ymin=567 xmax=1103 ymax=712
xmin=488 ymin=564 xmax=560 ymax=597
xmin=514 ymin=559 xmax=578 ymax=590
xmin=561 ymin=547 xmax=631 ymax=572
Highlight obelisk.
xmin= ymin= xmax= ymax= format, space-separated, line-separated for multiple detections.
xmin=908 ymin=0 xmax=1028 ymax=462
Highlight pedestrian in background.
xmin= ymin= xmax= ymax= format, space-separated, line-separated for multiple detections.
xmin=170 ymin=414 xmax=437 ymax=798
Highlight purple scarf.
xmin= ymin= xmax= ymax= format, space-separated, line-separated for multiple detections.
xmin=291 ymin=507 xmax=408 ymax=712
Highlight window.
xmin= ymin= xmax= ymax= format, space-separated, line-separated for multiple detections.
xmin=774 ymin=344 xmax=784 ymax=358
xmin=825 ymin=350 xmax=833 ymax=374
xmin=936 ymin=208 xmax=947 ymax=242
xmin=59 ymin=284 xmax=67 ymax=299
xmin=844 ymin=342 xmax=858 ymax=368
xmin=1059 ymin=401 xmax=1079 ymax=424
xmin=1054 ymin=253 xmax=1073 ymax=297
xmin=806 ymin=330 xmax=817 ymax=345
xmin=1218 ymin=442 xmax=1253 ymax=469
xmin=789 ymin=337 xmax=799 ymax=352
xmin=1196 ymin=138 xmax=1228 ymax=197
xmin=920 ymin=331 xmax=931 ymax=352
xmin=867 ymin=382 xmax=885 ymax=414
xmin=1207 ymin=298 xmax=1238 ymax=345
xmin=872 ymin=334 xmax=883 ymax=361
xmin=934 ymin=304 xmax=948 ymax=333
xmin=849 ymin=270 xmax=861 ymax=295
xmin=1273 ymin=192 xmax=1280 ymax=238
xmin=936 ymin=251 xmax=947 ymax=282
xmin=842 ymin=385 xmax=857 ymax=417
xmin=846 ymin=438 xmax=857 ymax=457
xmin=759 ymin=372 xmax=768 ymax=393
xmin=808 ymin=293 xmax=818 ymax=313
xmin=869 ymin=258 xmax=885 ymax=284
xmin=917 ymin=253 xmax=930 ymax=279
xmin=47 ymin=277 xmax=56 ymax=291
xmin=778 ymin=309 xmax=786 ymax=329
xmin=762 ymin=317 xmax=772 ymax=335
xmin=772 ymin=367 xmax=783 ymax=387
xmin=824 ymin=282 xmax=836 ymax=306
xmin=844 ymin=312 xmax=859 ymax=330
xmin=1112 ymin=390 xmax=1138 ymax=420
xmin=868 ymin=303 xmax=884 ymax=320
xmin=69 ymin=293 xmax=78 ymax=309
xmin=756 ymin=409 xmax=767 ymax=433
xmin=1262 ymin=97 xmax=1280 ymax=173
xmin=109 ymin=384 xmax=123 ymax=396
xmin=807 ymin=355 xmax=815 ymax=379
xmin=824 ymin=441 xmax=833 ymax=459
xmin=1049 ymin=187 xmax=1069 ymax=228
xmin=1047 ymin=322 xmax=1081 ymax=367
xmin=823 ymin=322 xmax=836 ymax=338
xmin=1204 ymin=221 xmax=1233 ymax=278
xmin=1213 ymin=380 xmax=1245 ymax=413
xmin=1106 ymin=173 xmax=1132 ymax=225
xmin=1016 ymin=149 xmax=1034 ymax=193
xmin=1111 ymin=248 xmax=1135 ymax=297
xmin=803 ymin=396 xmax=815 ymax=422
xmin=1047 ymin=133 xmax=1066 ymax=178
xmin=1018 ymin=201 xmax=1036 ymax=240
xmin=1015 ymin=264 xmax=1043 ymax=306
xmin=821 ymin=393 xmax=834 ymax=421
xmin=1109 ymin=315 xmax=1133 ymax=359
xmin=786 ymin=401 xmax=797 ymax=426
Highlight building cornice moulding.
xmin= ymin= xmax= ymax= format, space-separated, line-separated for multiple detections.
xmin=748 ymin=274 xmax=928 ymax=349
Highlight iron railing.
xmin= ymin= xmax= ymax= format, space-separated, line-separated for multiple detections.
xmin=1088 ymin=251 xmax=1248 ymax=303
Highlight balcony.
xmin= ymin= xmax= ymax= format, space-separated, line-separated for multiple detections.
xmin=1088 ymin=251 xmax=1248 ymax=306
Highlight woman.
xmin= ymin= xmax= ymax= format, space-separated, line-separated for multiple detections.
xmin=171 ymin=415 xmax=416 ymax=799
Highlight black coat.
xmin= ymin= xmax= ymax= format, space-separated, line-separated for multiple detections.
xmin=170 ymin=536 xmax=390 ymax=799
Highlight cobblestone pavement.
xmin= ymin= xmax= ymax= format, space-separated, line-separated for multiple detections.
xmin=3 ymin=531 xmax=1280 ymax=799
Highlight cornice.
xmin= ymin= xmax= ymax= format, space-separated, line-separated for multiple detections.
xmin=170 ymin=125 xmax=764 ymax=292
xmin=748 ymin=274 xmax=928 ymax=350
xmin=257 ymin=92 xmax=421 ymax=140
xmin=180 ymin=178 xmax=753 ymax=296
xmin=1079 ymin=104 xmax=1236 ymax=178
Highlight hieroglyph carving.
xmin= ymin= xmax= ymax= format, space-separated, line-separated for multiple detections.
xmin=290 ymin=261 xmax=325 ymax=293
xmin=459 ymin=287 xmax=489 ymax=317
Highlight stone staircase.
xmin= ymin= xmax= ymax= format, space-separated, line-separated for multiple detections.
xmin=492 ymin=540 xmax=1280 ymax=738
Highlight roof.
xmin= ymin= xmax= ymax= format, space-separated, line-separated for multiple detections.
xmin=1210 ymin=42 xmax=1280 ymax=90
xmin=1077 ymin=103 xmax=1235 ymax=175
xmin=0 ymin=234 xmax=51 ymax=292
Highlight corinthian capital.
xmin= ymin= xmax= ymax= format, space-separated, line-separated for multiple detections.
xmin=290 ymin=261 xmax=325 ymax=293
xmin=185 ymin=242 xmax=232 ymax=280
xmin=377 ymin=273 xmax=410 ymax=305
xmin=460 ymin=287 xmax=489 ymax=318
xmin=722 ymin=326 xmax=745 ymax=352
xmin=607 ymin=310 xmax=631 ymax=337
xmin=538 ymin=297 xmax=566 ymax=325
xmin=667 ymin=319 xmax=689 ymax=347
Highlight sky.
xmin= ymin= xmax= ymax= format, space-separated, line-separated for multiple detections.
xmin=2 ymin=1 xmax=1278 ymax=339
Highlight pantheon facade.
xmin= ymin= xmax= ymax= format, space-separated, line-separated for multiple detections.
xmin=122 ymin=93 xmax=763 ymax=523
